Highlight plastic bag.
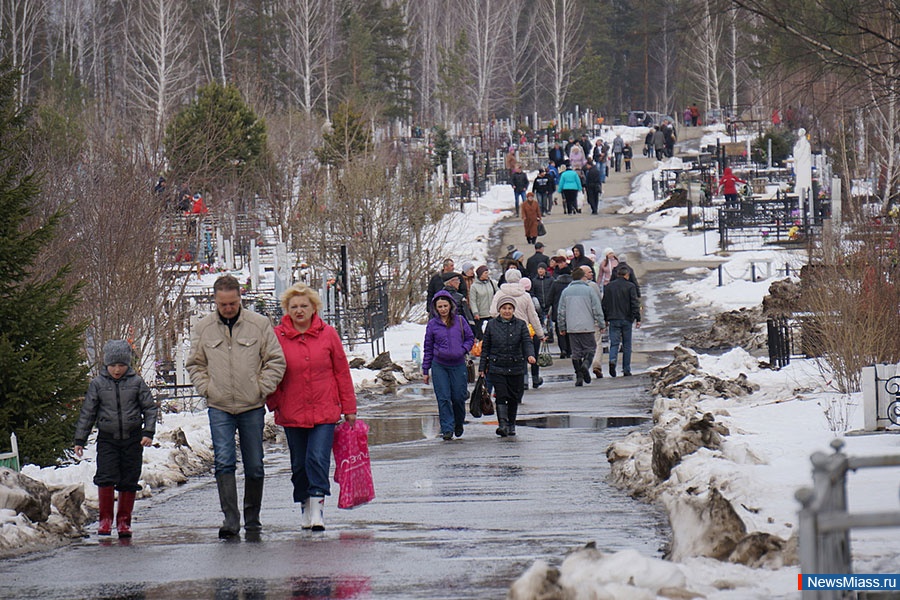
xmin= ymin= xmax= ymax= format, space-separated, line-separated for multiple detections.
xmin=537 ymin=341 xmax=554 ymax=367
xmin=332 ymin=420 xmax=375 ymax=509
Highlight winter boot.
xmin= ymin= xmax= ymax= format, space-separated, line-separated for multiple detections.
xmin=582 ymin=352 xmax=594 ymax=384
xmin=309 ymin=496 xmax=325 ymax=531
xmin=216 ymin=472 xmax=241 ymax=539
xmin=115 ymin=491 xmax=136 ymax=537
xmin=532 ymin=376 xmax=543 ymax=389
xmin=573 ymin=359 xmax=584 ymax=386
xmin=97 ymin=486 xmax=115 ymax=536
xmin=507 ymin=402 xmax=519 ymax=436
xmin=495 ymin=404 xmax=510 ymax=437
xmin=609 ymin=363 xmax=617 ymax=378
xmin=243 ymin=477 xmax=264 ymax=532
xmin=300 ymin=498 xmax=312 ymax=529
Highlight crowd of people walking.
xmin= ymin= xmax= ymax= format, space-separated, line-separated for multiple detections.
xmin=423 ymin=240 xmax=642 ymax=439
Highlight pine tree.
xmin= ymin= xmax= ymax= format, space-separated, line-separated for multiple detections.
xmin=0 ymin=60 xmax=88 ymax=467
xmin=164 ymin=81 xmax=270 ymax=197
xmin=315 ymin=100 xmax=373 ymax=167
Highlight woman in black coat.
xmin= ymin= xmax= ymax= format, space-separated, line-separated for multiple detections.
xmin=478 ymin=294 xmax=536 ymax=437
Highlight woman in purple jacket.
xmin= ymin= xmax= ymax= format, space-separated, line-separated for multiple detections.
xmin=422 ymin=290 xmax=474 ymax=440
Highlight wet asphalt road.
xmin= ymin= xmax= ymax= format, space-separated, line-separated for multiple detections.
xmin=0 ymin=139 xmax=719 ymax=598
xmin=0 ymin=371 xmax=669 ymax=600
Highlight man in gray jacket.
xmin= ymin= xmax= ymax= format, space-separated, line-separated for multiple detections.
xmin=557 ymin=267 xmax=605 ymax=386
xmin=186 ymin=274 xmax=286 ymax=538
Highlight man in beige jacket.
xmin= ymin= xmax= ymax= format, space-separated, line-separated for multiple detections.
xmin=186 ymin=274 xmax=286 ymax=539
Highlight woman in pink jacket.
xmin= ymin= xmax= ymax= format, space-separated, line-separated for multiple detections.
xmin=267 ymin=284 xmax=357 ymax=531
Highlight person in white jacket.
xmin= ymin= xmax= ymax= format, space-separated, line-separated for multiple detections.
xmin=488 ymin=269 xmax=545 ymax=339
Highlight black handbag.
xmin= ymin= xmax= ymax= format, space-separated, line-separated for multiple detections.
xmin=469 ymin=375 xmax=494 ymax=417
xmin=537 ymin=221 xmax=547 ymax=237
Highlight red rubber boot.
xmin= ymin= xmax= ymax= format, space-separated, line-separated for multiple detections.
xmin=115 ymin=491 xmax=136 ymax=537
xmin=97 ymin=487 xmax=114 ymax=536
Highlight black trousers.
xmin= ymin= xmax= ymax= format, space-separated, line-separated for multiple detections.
xmin=94 ymin=431 xmax=144 ymax=492
xmin=488 ymin=372 xmax=525 ymax=406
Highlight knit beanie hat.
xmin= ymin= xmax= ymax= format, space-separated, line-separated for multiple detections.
xmin=602 ymin=247 xmax=615 ymax=258
xmin=505 ymin=269 xmax=522 ymax=283
xmin=520 ymin=277 xmax=532 ymax=291
xmin=103 ymin=340 xmax=133 ymax=366
xmin=512 ymin=250 xmax=524 ymax=261
xmin=496 ymin=294 xmax=517 ymax=310
xmin=461 ymin=262 xmax=474 ymax=274
xmin=476 ymin=265 xmax=489 ymax=277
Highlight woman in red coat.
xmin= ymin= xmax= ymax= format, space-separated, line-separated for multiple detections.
xmin=718 ymin=167 xmax=747 ymax=209
xmin=521 ymin=191 xmax=542 ymax=244
xmin=267 ymin=283 xmax=357 ymax=531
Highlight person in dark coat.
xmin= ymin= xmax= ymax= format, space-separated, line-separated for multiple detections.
xmin=532 ymin=169 xmax=554 ymax=214
xmin=570 ymin=244 xmax=594 ymax=271
xmin=525 ymin=243 xmax=549 ymax=278
xmin=547 ymin=260 xmax=573 ymax=358
xmin=609 ymin=255 xmax=641 ymax=297
xmin=74 ymin=340 xmax=157 ymax=538
xmin=478 ymin=293 xmax=535 ymax=437
xmin=549 ymin=143 xmax=565 ymax=167
xmin=585 ymin=160 xmax=602 ymax=215
xmin=530 ymin=262 xmax=555 ymax=342
xmin=427 ymin=258 xmax=467 ymax=307
xmin=441 ymin=272 xmax=476 ymax=336
xmin=601 ymin=265 xmax=642 ymax=377
xmin=510 ymin=167 xmax=530 ymax=217
xmin=498 ymin=251 xmax=527 ymax=285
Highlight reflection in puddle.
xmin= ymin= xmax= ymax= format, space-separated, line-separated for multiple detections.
xmin=363 ymin=414 xmax=648 ymax=444
xmin=289 ymin=576 xmax=371 ymax=599
xmin=366 ymin=415 xmax=440 ymax=446
xmin=517 ymin=415 xmax=649 ymax=429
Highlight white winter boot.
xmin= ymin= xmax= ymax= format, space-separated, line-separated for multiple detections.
xmin=309 ymin=496 xmax=325 ymax=531
xmin=300 ymin=498 xmax=312 ymax=530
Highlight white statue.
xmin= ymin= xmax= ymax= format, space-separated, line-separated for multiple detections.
xmin=793 ymin=128 xmax=812 ymax=219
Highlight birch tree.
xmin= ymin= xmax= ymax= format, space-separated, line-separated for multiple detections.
xmin=0 ymin=0 xmax=47 ymax=107
xmin=202 ymin=0 xmax=238 ymax=86
xmin=536 ymin=0 xmax=583 ymax=120
xmin=123 ymin=0 xmax=193 ymax=150
xmin=460 ymin=0 xmax=512 ymax=122
xmin=275 ymin=0 xmax=332 ymax=115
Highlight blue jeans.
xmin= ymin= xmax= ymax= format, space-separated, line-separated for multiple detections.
xmin=607 ymin=319 xmax=634 ymax=373
xmin=208 ymin=406 xmax=265 ymax=479
xmin=430 ymin=362 xmax=468 ymax=435
xmin=284 ymin=424 xmax=336 ymax=500
xmin=514 ymin=190 xmax=526 ymax=214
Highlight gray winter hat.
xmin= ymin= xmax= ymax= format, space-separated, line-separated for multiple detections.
xmin=103 ymin=340 xmax=133 ymax=366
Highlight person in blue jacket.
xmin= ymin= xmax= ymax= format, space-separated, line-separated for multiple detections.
xmin=422 ymin=290 xmax=475 ymax=440
xmin=556 ymin=164 xmax=583 ymax=215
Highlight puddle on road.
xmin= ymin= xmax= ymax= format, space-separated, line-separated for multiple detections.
xmin=517 ymin=415 xmax=648 ymax=429
xmin=363 ymin=413 xmax=648 ymax=445
xmin=366 ymin=415 xmax=441 ymax=446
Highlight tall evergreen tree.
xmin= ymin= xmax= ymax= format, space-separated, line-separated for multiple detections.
xmin=0 ymin=61 xmax=88 ymax=467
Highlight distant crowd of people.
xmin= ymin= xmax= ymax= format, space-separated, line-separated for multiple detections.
xmin=505 ymin=133 xmax=635 ymax=244
xmin=422 ymin=244 xmax=642 ymax=439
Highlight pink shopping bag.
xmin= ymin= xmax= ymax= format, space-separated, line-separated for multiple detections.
xmin=332 ymin=420 xmax=375 ymax=509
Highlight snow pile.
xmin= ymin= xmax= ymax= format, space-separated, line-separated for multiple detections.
xmin=509 ymin=545 xmax=693 ymax=600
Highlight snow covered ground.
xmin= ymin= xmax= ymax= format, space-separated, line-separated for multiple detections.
xmin=4 ymin=127 xmax=900 ymax=598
